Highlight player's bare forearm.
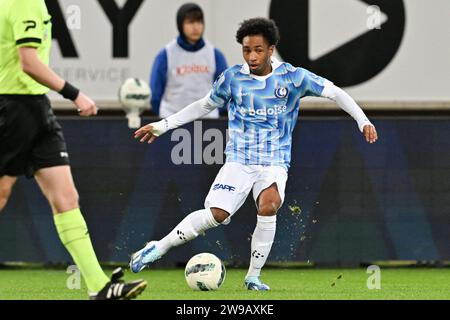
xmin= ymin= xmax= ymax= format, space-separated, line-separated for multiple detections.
xmin=18 ymin=47 xmax=65 ymax=92
xmin=18 ymin=47 xmax=97 ymax=117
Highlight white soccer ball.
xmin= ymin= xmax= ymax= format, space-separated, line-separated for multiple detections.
xmin=185 ymin=253 xmax=226 ymax=291
xmin=118 ymin=77 xmax=151 ymax=110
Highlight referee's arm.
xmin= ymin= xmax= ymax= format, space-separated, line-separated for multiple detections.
xmin=18 ymin=47 xmax=97 ymax=117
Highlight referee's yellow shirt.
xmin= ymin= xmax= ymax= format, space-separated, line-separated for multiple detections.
xmin=0 ymin=0 xmax=52 ymax=95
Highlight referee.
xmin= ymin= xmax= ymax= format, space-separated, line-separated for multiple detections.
xmin=0 ymin=0 xmax=146 ymax=299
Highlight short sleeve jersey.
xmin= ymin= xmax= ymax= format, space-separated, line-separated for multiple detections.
xmin=0 ymin=0 xmax=52 ymax=94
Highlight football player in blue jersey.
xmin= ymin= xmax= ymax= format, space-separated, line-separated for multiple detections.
xmin=130 ymin=18 xmax=378 ymax=291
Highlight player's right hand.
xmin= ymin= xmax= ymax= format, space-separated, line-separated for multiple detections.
xmin=134 ymin=120 xmax=167 ymax=144
xmin=74 ymin=92 xmax=98 ymax=117
xmin=363 ymin=124 xmax=378 ymax=144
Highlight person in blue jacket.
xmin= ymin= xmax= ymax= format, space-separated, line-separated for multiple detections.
xmin=150 ymin=3 xmax=228 ymax=118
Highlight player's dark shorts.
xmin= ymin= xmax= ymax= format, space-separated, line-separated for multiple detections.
xmin=0 ymin=94 xmax=69 ymax=178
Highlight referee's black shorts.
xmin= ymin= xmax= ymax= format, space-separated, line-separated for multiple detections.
xmin=0 ymin=94 xmax=70 ymax=178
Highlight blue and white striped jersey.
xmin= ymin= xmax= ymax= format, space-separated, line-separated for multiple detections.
xmin=207 ymin=58 xmax=329 ymax=170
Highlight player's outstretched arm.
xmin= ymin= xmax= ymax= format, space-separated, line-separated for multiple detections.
xmin=18 ymin=47 xmax=97 ymax=117
xmin=134 ymin=94 xmax=218 ymax=144
xmin=321 ymin=82 xmax=378 ymax=144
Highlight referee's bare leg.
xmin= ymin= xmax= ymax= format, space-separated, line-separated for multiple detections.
xmin=34 ymin=165 xmax=79 ymax=214
xmin=0 ymin=167 xmax=79 ymax=214
xmin=0 ymin=175 xmax=17 ymax=211
xmin=35 ymin=165 xmax=79 ymax=215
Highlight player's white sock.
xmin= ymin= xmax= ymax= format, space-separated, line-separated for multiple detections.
xmin=246 ymin=215 xmax=277 ymax=278
xmin=156 ymin=208 xmax=220 ymax=254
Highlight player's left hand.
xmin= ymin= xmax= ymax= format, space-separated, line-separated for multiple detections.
xmin=363 ymin=124 xmax=378 ymax=144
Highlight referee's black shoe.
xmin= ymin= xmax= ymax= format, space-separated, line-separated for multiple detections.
xmin=89 ymin=267 xmax=147 ymax=300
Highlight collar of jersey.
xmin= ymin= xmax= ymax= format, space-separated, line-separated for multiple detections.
xmin=177 ymin=35 xmax=206 ymax=52
xmin=240 ymin=57 xmax=283 ymax=81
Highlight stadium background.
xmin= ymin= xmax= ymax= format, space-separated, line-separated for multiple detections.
xmin=1 ymin=0 xmax=449 ymax=267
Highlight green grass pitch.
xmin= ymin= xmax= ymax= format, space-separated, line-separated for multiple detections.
xmin=0 ymin=268 xmax=449 ymax=300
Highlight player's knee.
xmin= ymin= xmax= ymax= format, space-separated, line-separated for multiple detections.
xmin=258 ymin=202 xmax=279 ymax=216
xmin=210 ymin=207 xmax=230 ymax=224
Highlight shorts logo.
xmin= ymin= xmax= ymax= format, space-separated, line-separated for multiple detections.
xmin=275 ymin=86 xmax=288 ymax=98
xmin=213 ymin=183 xmax=235 ymax=192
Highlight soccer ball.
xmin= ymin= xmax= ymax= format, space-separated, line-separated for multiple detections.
xmin=118 ymin=78 xmax=151 ymax=128
xmin=185 ymin=253 xmax=226 ymax=291
xmin=118 ymin=77 xmax=151 ymax=110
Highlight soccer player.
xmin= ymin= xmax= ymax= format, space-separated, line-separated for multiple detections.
xmin=0 ymin=0 xmax=146 ymax=299
xmin=150 ymin=3 xmax=228 ymax=118
xmin=130 ymin=18 xmax=378 ymax=290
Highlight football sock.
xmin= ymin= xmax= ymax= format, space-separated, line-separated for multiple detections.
xmin=157 ymin=208 xmax=220 ymax=254
xmin=246 ymin=215 xmax=277 ymax=278
xmin=53 ymin=208 xmax=109 ymax=293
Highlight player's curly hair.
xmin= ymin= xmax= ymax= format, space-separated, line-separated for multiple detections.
xmin=236 ymin=18 xmax=280 ymax=46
